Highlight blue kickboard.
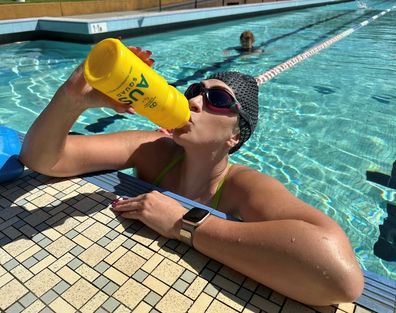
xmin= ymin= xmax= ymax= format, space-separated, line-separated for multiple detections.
xmin=0 ymin=126 xmax=24 ymax=183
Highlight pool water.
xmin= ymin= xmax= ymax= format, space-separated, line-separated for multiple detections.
xmin=1 ymin=0 xmax=396 ymax=280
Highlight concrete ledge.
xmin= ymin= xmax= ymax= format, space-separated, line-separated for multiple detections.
xmin=0 ymin=0 xmax=351 ymax=44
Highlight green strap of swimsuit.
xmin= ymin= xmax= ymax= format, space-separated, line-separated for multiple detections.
xmin=152 ymin=154 xmax=230 ymax=210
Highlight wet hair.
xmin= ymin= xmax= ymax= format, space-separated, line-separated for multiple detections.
xmin=207 ymin=71 xmax=259 ymax=154
xmin=240 ymin=30 xmax=255 ymax=43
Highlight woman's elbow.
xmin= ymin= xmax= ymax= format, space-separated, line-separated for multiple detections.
xmin=334 ymin=266 xmax=364 ymax=304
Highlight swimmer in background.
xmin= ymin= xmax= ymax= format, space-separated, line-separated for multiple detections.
xmin=224 ymin=30 xmax=263 ymax=56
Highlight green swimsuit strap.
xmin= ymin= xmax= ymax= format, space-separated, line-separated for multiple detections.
xmin=153 ymin=153 xmax=185 ymax=186
xmin=210 ymin=164 xmax=232 ymax=210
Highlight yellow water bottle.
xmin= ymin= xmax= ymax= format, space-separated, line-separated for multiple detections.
xmin=83 ymin=38 xmax=190 ymax=129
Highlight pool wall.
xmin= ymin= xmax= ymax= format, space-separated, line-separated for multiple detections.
xmin=0 ymin=0 xmax=351 ymax=44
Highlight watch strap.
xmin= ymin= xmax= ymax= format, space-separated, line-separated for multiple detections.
xmin=180 ymin=222 xmax=195 ymax=247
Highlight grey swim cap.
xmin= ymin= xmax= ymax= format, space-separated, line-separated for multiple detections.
xmin=208 ymin=71 xmax=259 ymax=154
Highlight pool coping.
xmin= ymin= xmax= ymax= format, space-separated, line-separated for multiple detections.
xmin=0 ymin=0 xmax=351 ymax=44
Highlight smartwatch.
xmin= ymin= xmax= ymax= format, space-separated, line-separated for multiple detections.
xmin=180 ymin=207 xmax=210 ymax=247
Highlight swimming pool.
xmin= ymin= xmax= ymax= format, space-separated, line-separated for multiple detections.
xmin=1 ymin=0 xmax=396 ymax=281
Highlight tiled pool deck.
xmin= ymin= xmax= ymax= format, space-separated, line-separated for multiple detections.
xmin=1 ymin=167 xmax=395 ymax=313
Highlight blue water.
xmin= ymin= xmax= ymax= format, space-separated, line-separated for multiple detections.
xmin=1 ymin=1 xmax=396 ymax=280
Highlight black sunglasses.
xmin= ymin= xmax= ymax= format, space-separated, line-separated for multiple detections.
xmin=184 ymin=83 xmax=242 ymax=114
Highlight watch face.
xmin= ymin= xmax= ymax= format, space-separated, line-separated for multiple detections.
xmin=183 ymin=208 xmax=210 ymax=223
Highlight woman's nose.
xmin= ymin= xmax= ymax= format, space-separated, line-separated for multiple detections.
xmin=188 ymin=95 xmax=203 ymax=113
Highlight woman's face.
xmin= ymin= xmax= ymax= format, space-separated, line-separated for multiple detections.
xmin=173 ymin=79 xmax=239 ymax=152
xmin=240 ymin=34 xmax=254 ymax=50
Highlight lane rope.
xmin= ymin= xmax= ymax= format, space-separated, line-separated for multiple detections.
xmin=255 ymin=5 xmax=396 ymax=85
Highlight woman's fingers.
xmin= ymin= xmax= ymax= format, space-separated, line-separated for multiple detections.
xmin=127 ymin=46 xmax=155 ymax=67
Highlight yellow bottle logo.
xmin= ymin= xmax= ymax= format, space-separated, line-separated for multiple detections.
xmin=117 ymin=73 xmax=150 ymax=106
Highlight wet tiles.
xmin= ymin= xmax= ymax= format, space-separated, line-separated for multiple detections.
xmin=0 ymin=171 xmax=377 ymax=312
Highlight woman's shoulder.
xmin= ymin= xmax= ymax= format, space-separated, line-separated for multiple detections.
xmin=131 ymin=133 xmax=183 ymax=183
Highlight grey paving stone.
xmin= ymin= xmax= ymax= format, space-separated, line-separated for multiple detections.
xmin=102 ymin=297 xmax=120 ymax=311
xmin=102 ymin=281 xmax=119 ymax=296
xmin=144 ymin=291 xmax=161 ymax=306
xmin=173 ymin=279 xmax=189 ymax=293
xmin=6 ymin=302 xmax=24 ymax=313
xmin=94 ymin=261 xmax=110 ymax=273
xmin=41 ymin=290 xmax=58 ymax=305
xmin=37 ymin=237 xmax=52 ymax=248
xmin=68 ymin=258 xmax=83 ymax=270
xmin=33 ymin=250 xmax=49 ymax=261
xmin=70 ymin=245 xmax=85 ymax=256
xmin=19 ymin=292 xmax=37 ymax=307
xmin=22 ymin=257 xmax=38 ymax=268
xmin=200 ymin=268 xmax=215 ymax=281
xmin=180 ymin=270 xmax=196 ymax=283
xmin=122 ymin=239 xmax=136 ymax=250
xmin=237 ymin=287 xmax=253 ymax=302
xmin=65 ymin=229 xmax=79 ymax=239
xmin=204 ymin=283 xmax=220 ymax=297
xmin=53 ymin=281 xmax=70 ymax=294
xmin=93 ymin=276 xmax=110 ymax=289
xmin=132 ymin=269 xmax=149 ymax=282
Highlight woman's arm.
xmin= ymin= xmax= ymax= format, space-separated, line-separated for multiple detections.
xmin=20 ymin=61 xmax=163 ymax=177
xmin=112 ymin=170 xmax=364 ymax=306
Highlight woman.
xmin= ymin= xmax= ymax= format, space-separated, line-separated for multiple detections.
xmin=20 ymin=47 xmax=363 ymax=306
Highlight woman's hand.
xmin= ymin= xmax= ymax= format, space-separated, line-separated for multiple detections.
xmin=60 ymin=46 xmax=155 ymax=113
xmin=111 ymin=191 xmax=187 ymax=239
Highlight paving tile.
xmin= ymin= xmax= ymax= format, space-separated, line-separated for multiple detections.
xmin=212 ymin=274 xmax=240 ymax=295
xmin=78 ymin=243 xmax=110 ymax=267
xmin=217 ymin=289 xmax=246 ymax=312
xmin=72 ymin=234 xmax=94 ymax=249
xmin=6 ymin=302 xmax=24 ymax=313
xmin=103 ymin=266 xmax=129 ymax=285
xmin=41 ymin=290 xmax=58 ymax=305
xmin=131 ymin=242 xmax=155 ymax=260
xmin=20 ymin=299 xmax=46 ymax=313
xmin=113 ymin=279 xmax=150 ymax=310
xmin=61 ymin=278 xmax=99 ymax=309
xmin=174 ymin=278 xmax=190 ymax=293
xmin=152 ymin=258 xmax=184 ymax=286
xmin=79 ymin=291 xmax=108 ymax=313
xmin=178 ymin=249 xmax=209 ymax=274
xmin=353 ymin=307 xmax=373 ymax=313
xmin=133 ymin=269 xmax=149 ymax=283
xmin=155 ymin=288 xmax=193 ymax=313
xmin=185 ymin=276 xmax=209 ymax=300
xmin=281 ymin=299 xmax=314 ymax=313
xmin=143 ymin=275 xmax=170 ymax=296
xmin=188 ymin=292 xmax=214 ymax=313
xmin=25 ymin=268 xmax=61 ymax=297
xmin=249 ymin=294 xmax=280 ymax=313
xmin=102 ymin=281 xmax=119 ymax=296
xmin=82 ymin=223 xmax=112 ymax=242
xmin=206 ymin=299 xmax=238 ymax=313
xmin=337 ymin=303 xmax=356 ymax=313
xmin=142 ymin=253 xmax=164 ymax=273
xmin=30 ymin=255 xmax=56 ymax=274
xmin=144 ymin=291 xmax=162 ymax=306
xmin=9 ymin=264 xmax=32 ymax=282
xmin=102 ymin=297 xmax=121 ymax=312
xmin=113 ymin=250 xmax=145 ymax=276
xmin=0 ymin=279 xmax=28 ymax=310
xmin=49 ymin=297 xmax=76 ymax=313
